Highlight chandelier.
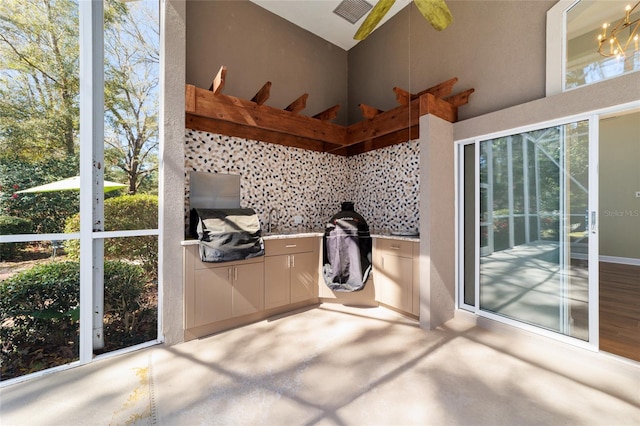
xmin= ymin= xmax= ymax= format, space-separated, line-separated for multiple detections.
xmin=597 ymin=2 xmax=640 ymax=58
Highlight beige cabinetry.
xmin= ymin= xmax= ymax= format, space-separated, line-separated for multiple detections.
xmin=373 ymin=238 xmax=420 ymax=316
xmin=184 ymin=244 xmax=265 ymax=333
xmin=264 ymin=237 xmax=318 ymax=309
xmin=191 ymin=258 xmax=264 ymax=327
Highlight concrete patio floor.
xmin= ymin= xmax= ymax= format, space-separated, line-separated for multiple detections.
xmin=1 ymin=303 xmax=639 ymax=425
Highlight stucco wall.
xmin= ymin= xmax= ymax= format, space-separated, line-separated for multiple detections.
xmin=185 ymin=0 xmax=349 ymax=125
xmin=186 ymin=1 xmax=559 ymax=126
xmin=348 ymin=0 xmax=557 ymax=123
xmin=161 ymin=0 xmax=186 ymax=345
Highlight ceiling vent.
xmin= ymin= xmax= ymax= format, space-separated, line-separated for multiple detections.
xmin=333 ymin=0 xmax=373 ymax=24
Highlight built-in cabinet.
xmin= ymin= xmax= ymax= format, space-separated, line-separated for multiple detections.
xmin=183 ymin=235 xmax=418 ymax=340
xmin=373 ymin=238 xmax=420 ymax=316
xmin=191 ymin=257 xmax=264 ymax=327
xmin=183 ymin=236 xmax=320 ymax=340
xmin=264 ymin=237 xmax=318 ymax=309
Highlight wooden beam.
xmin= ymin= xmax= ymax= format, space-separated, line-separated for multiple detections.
xmin=186 ymin=84 xmax=196 ymax=114
xmin=415 ymin=77 xmax=458 ymax=99
xmin=394 ymin=78 xmax=459 ymax=106
xmin=187 ymin=85 xmax=347 ymax=145
xmin=337 ymin=125 xmax=420 ymax=156
xmin=208 ymin=65 xmax=227 ymax=94
xmin=251 ymin=81 xmax=272 ymax=105
xmin=445 ymin=88 xmax=475 ymax=107
xmin=346 ymin=100 xmax=420 ymax=146
xmin=186 ymin=114 xmax=345 ymax=153
xmin=359 ymin=103 xmax=384 ymax=119
xmin=419 ymin=93 xmax=457 ymax=122
xmin=284 ymin=93 xmax=308 ymax=114
xmin=313 ymin=104 xmax=340 ymax=121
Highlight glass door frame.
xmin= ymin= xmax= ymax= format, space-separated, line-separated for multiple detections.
xmin=454 ymin=103 xmax=640 ymax=350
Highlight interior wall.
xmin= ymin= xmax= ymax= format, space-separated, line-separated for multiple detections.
xmin=185 ymin=0 xmax=349 ymax=125
xmin=599 ymin=111 xmax=640 ymax=260
xmin=348 ymin=0 xmax=556 ymax=123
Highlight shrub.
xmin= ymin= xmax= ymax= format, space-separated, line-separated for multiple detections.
xmin=64 ymin=194 xmax=158 ymax=275
xmin=0 ymin=216 xmax=33 ymax=259
xmin=0 ymin=260 xmax=156 ymax=380
xmin=0 ymin=261 xmax=80 ymax=379
xmin=103 ymin=260 xmax=157 ymax=350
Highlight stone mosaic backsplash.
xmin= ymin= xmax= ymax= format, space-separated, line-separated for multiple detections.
xmin=185 ymin=130 xmax=419 ymax=236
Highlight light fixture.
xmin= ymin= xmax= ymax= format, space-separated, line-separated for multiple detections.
xmin=597 ymin=2 xmax=640 ymax=59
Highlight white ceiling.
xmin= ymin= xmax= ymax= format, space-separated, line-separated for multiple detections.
xmin=250 ymin=0 xmax=412 ymax=51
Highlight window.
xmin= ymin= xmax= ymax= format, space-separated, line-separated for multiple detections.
xmin=0 ymin=0 xmax=160 ymax=383
xmin=547 ymin=0 xmax=640 ymax=94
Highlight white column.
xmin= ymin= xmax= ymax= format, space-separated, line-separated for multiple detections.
xmin=79 ymin=0 xmax=105 ymax=358
xmin=159 ymin=0 xmax=187 ymax=345
xmin=419 ymin=114 xmax=455 ymax=330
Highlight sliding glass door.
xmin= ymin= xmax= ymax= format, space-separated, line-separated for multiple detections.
xmin=458 ymin=118 xmax=597 ymax=343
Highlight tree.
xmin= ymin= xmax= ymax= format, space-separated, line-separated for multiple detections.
xmin=0 ymin=0 xmax=159 ymax=194
xmin=104 ymin=1 xmax=159 ymax=195
xmin=0 ymin=0 xmax=79 ymax=160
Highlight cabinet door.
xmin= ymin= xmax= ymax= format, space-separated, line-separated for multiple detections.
xmin=376 ymin=254 xmax=412 ymax=313
xmin=264 ymin=255 xmax=291 ymax=309
xmin=193 ymin=266 xmax=233 ymax=326
xmin=232 ymin=262 xmax=265 ymax=317
xmin=290 ymin=251 xmax=317 ymax=304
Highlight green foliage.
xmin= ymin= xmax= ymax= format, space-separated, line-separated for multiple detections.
xmin=0 ymin=0 xmax=159 ymax=194
xmin=0 ymin=261 xmax=80 ymax=379
xmin=103 ymin=260 xmax=157 ymax=348
xmin=0 ymin=259 xmax=156 ymax=380
xmin=64 ymin=194 xmax=158 ymax=275
xmin=0 ymin=0 xmax=80 ymax=159
xmin=0 ymin=215 xmax=33 ymax=259
xmin=0 ymin=156 xmax=79 ymax=234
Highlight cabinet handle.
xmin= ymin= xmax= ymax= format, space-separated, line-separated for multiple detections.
xmin=234 ymin=267 xmax=238 ymax=281
xmin=287 ymin=255 xmax=290 ymax=268
xmin=228 ymin=267 xmax=232 ymax=282
xmin=285 ymin=244 xmax=297 ymax=248
xmin=390 ymin=245 xmax=400 ymax=250
xmin=291 ymin=255 xmax=295 ymax=268
xmin=381 ymin=256 xmax=385 ymax=269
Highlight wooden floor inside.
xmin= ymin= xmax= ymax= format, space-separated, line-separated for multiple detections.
xmin=599 ymin=262 xmax=640 ymax=362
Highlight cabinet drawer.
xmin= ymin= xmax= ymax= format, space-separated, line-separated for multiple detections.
xmin=265 ymin=237 xmax=315 ymax=256
xmin=376 ymin=238 xmax=413 ymax=258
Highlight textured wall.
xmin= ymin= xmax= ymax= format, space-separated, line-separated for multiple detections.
xmin=185 ymin=130 xmax=420 ymax=235
xmin=348 ymin=1 xmax=557 ymax=123
xmin=161 ymin=0 xmax=186 ymax=345
xmin=186 ymin=1 xmax=349 ymax=125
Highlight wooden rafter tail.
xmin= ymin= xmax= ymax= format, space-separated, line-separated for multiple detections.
xmin=313 ymin=104 xmax=340 ymax=121
xmin=359 ymin=103 xmax=384 ymax=119
xmin=251 ymin=81 xmax=272 ymax=105
xmin=208 ymin=65 xmax=227 ymax=94
xmin=393 ymin=87 xmax=411 ymax=106
xmin=445 ymin=88 xmax=475 ymax=108
xmin=285 ymin=93 xmax=309 ymax=114
xmin=415 ymin=77 xmax=458 ymax=99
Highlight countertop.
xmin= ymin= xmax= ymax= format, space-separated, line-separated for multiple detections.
xmin=181 ymin=230 xmax=419 ymax=246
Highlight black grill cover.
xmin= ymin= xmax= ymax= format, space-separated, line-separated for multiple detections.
xmin=322 ymin=202 xmax=372 ymax=292
xmin=192 ymin=208 xmax=264 ymax=263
